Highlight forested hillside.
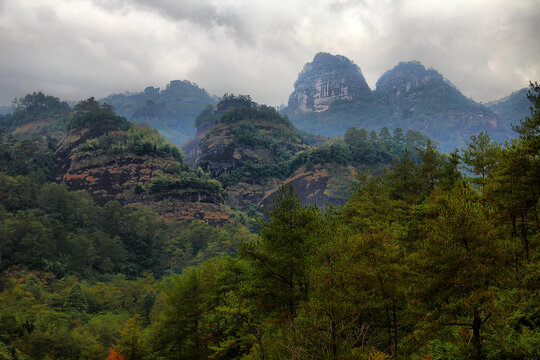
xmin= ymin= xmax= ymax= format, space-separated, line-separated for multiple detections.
xmin=0 ymin=83 xmax=539 ymax=359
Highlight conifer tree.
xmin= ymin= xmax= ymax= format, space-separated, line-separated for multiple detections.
xmin=412 ymin=186 xmax=511 ymax=359
xmin=243 ymin=185 xmax=319 ymax=360
xmin=63 ymin=283 xmax=88 ymax=314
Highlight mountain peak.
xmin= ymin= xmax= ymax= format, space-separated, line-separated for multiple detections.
xmin=299 ymin=52 xmax=361 ymax=78
xmin=288 ymin=52 xmax=373 ymax=113
xmin=375 ymin=60 xmax=443 ymax=92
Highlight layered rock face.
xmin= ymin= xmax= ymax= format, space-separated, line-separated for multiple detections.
xmin=194 ymin=123 xmax=253 ymax=178
xmin=190 ymin=97 xmax=309 ymax=211
xmin=288 ymin=52 xmax=375 ymax=113
xmin=54 ymin=118 xmax=231 ymax=224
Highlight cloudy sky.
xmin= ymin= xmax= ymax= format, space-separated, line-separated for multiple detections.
xmin=1 ymin=0 xmax=539 ymax=106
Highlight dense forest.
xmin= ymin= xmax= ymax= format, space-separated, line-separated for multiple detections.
xmin=0 ymin=83 xmax=539 ymax=359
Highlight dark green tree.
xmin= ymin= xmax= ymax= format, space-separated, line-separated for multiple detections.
xmin=243 ymin=185 xmax=319 ymax=359
xmin=150 ymin=268 xmax=205 ymax=360
xmin=411 ymin=186 xmax=511 ymax=359
xmin=461 ymin=132 xmax=500 ymax=182
xmin=64 ymin=283 xmax=88 ymax=315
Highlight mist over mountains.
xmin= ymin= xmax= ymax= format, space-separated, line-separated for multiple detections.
xmin=283 ymin=53 xmax=527 ymax=150
xmin=70 ymin=52 xmax=530 ymax=151
xmin=100 ymin=80 xmax=216 ymax=144
xmin=0 ymin=51 xmax=531 ymax=153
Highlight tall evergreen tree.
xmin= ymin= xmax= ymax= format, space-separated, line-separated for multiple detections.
xmin=243 ymin=185 xmax=319 ymax=360
xmin=461 ymin=132 xmax=500 ymax=182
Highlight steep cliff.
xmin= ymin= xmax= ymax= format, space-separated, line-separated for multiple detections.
xmin=285 ymin=53 xmax=388 ymax=136
xmin=288 ymin=52 xmax=375 ymax=113
xmin=54 ymin=109 xmax=231 ymax=224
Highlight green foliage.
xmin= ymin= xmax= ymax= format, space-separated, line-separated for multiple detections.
xmin=194 ymin=104 xmax=218 ymax=128
xmin=149 ymin=267 xmax=205 ymax=359
xmin=125 ymin=125 xmax=183 ymax=161
xmin=70 ymin=97 xmax=130 ymax=131
xmin=116 ymin=314 xmax=146 ymax=360
xmin=0 ymin=92 xmax=70 ymax=130
xmin=513 ymin=81 xmax=540 ymax=151
xmin=218 ymin=93 xmax=255 ymax=110
xmin=410 ymin=186 xmax=512 ymax=358
xmin=148 ymin=170 xmax=222 ymax=194
xmin=0 ymin=132 xmax=57 ymax=183
xmin=217 ymin=95 xmax=300 ymax=153
xmin=1 ymin=84 xmax=539 ymax=360
xmin=0 ymin=178 xmax=238 ymax=278
xmin=291 ymin=139 xmax=352 ymax=168
xmin=242 ymin=185 xmax=321 ymax=358
xmin=461 ymin=131 xmax=500 ymax=181
xmin=243 ymin=185 xmax=320 ymax=317
xmin=64 ymin=283 xmax=88 ymax=314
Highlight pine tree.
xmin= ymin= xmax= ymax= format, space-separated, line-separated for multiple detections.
xmin=243 ymin=184 xmax=319 ymax=360
xmin=412 ymin=186 xmax=511 ymax=359
xmin=461 ymin=132 xmax=500 ymax=182
xmin=63 ymin=283 xmax=88 ymax=314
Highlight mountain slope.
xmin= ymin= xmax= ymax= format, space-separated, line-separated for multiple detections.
xmin=0 ymin=92 xmax=71 ymax=140
xmin=188 ymin=95 xmax=308 ymax=212
xmin=486 ymin=87 xmax=530 ymax=132
xmin=187 ymin=95 xmax=431 ymax=212
xmin=375 ymin=61 xmax=505 ymax=148
xmin=54 ymin=103 xmax=231 ymax=224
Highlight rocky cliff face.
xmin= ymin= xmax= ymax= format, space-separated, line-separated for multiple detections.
xmin=286 ymin=54 xmax=514 ymax=150
xmin=54 ymin=117 xmax=231 ymax=225
xmin=193 ymin=121 xmax=290 ymax=211
xmin=288 ymin=52 xmax=376 ymax=113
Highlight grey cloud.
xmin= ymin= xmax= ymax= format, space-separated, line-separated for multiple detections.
xmin=348 ymin=1 xmax=540 ymax=102
xmin=91 ymin=0 xmax=255 ymax=45
xmin=0 ymin=0 xmax=538 ymax=107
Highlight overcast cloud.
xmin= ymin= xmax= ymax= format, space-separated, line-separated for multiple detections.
xmin=0 ymin=0 xmax=539 ymax=106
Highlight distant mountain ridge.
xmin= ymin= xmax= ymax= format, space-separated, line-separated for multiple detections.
xmin=284 ymin=53 xmax=527 ymax=150
xmin=486 ymin=87 xmax=530 ymax=132
xmin=100 ymin=80 xmax=214 ymax=144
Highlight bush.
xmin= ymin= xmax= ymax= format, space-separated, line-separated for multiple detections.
xmin=149 ymin=172 xmax=222 ymax=193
